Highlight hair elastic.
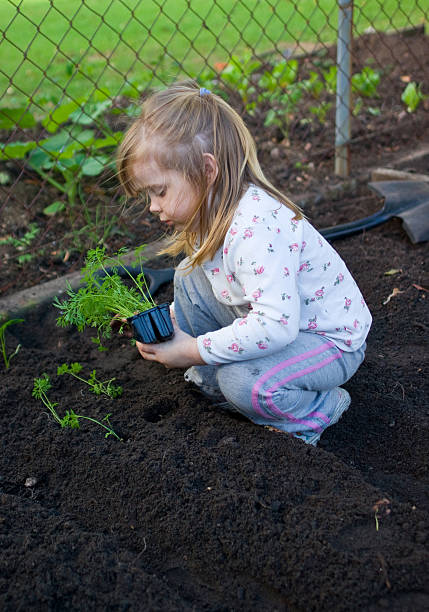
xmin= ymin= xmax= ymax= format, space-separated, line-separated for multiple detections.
xmin=199 ymin=87 xmax=211 ymax=97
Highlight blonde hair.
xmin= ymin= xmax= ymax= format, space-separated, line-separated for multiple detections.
xmin=117 ymin=80 xmax=303 ymax=267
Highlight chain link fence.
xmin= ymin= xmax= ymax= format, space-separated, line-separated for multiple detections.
xmin=0 ymin=0 xmax=428 ymax=260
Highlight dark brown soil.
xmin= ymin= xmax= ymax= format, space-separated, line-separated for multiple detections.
xmin=1 ymin=30 xmax=429 ymax=611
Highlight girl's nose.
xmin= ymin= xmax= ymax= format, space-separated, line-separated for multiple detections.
xmin=149 ymin=199 xmax=161 ymax=213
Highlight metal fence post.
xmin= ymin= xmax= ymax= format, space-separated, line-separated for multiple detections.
xmin=335 ymin=0 xmax=353 ymax=177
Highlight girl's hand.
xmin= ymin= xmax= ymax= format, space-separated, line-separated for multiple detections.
xmin=136 ymin=314 xmax=206 ymax=368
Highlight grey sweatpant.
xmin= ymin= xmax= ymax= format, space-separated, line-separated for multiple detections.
xmin=174 ymin=260 xmax=366 ymax=440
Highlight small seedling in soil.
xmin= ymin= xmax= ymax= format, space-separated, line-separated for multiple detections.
xmin=32 ymin=373 xmax=122 ymax=440
xmin=373 ymin=498 xmax=391 ymax=531
xmin=53 ymin=246 xmax=173 ymax=343
xmin=0 ymin=223 xmax=40 ymax=264
xmin=0 ymin=318 xmax=23 ymax=369
xmin=57 ymin=362 xmax=123 ymax=398
xmin=401 ymin=81 xmax=427 ymax=113
xmin=91 ymin=336 xmax=109 ymax=352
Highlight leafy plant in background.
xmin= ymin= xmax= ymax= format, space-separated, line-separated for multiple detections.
xmin=32 ymin=373 xmax=122 ymax=440
xmin=208 ymin=54 xmax=383 ymax=136
xmin=0 ymin=91 xmax=122 ymax=246
xmin=322 ymin=64 xmax=381 ymax=98
xmin=258 ymin=59 xmax=299 ymax=93
xmin=262 ymin=85 xmax=304 ymax=138
xmin=0 ymin=223 xmax=40 ymax=264
xmin=219 ymin=53 xmax=262 ymax=107
xmin=351 ymin=66 xmax=381 ymax=116
xmin=53 ymin=245 xmax=155 ymax=339
xmin=321 ymin=64 xmax=382 ymax=117
xmin=351 ymin=67 xmax=381 ymax=98
xmin=401 ymin=81 xmax=427 ymax=112
xmin=309 ymin=101 xmax=332 ymax=124
xmin=0 ymin=107 xmax=37 ymax=130
xmin=26 ymin=125 xmax=117 ymax=213
xmin=0 ymin=93 xmax=120 ymax=190
xmin=0 ymin=318 xmax=23 ymax=369
xmin=253 ymin=59 xmax=305 ymax=137
xmin=57 ymin=362 xmax=122 ymax=398
xmin=322 ymin=65 xmax=338 ymax=95
xmin=300 ymin=71 xmax=324 ymax=99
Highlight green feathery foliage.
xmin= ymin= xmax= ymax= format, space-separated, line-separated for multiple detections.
xmin=57 ymin=362 xmax=123 ymax=398
xmin=53 ymin=245 xmax=156 ymax=338
xmin=32 ymin=373 xmax=122 ymax=440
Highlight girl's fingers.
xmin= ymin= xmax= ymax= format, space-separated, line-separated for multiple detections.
xmin=137 ymin=348 xmax=152 ymax=360
xmin=136 ymin=341 xmax=157 ymax=360
xmin=136 ymin=341 xmax=155 ymax=352
xmin=139 ymin=351 xmax=155 ymax=361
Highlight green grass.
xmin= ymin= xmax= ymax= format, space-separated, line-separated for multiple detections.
xmin=0 ymin=0 xmax=427 ymax=108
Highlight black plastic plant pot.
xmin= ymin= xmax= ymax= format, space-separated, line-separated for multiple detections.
xmin=127 ymin=303 xmax=174 ymax=344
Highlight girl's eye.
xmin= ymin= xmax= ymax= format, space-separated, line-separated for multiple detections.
xmin=149 ymin=186 xmax=166 ymax=198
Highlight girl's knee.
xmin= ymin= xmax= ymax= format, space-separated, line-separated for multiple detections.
xmin=216 ymin=363 xmax=327 ymax=428
xmin=216 ymin=364 xmax=276 ymax=425
xmin=216 ymin=363 xmax=254 ymax=411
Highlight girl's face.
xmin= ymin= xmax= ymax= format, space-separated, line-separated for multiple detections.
xmin=131 ymin=157 xmax=200 ymax=231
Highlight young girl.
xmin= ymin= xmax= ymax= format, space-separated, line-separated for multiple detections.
xmin=117 ymin=80 xmax=372 ymax=445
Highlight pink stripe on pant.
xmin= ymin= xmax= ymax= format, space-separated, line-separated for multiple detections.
xmin=251 ymin=341 xmax=342 ymax=431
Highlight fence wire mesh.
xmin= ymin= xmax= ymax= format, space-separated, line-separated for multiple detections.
xmin=0 ymin=0 xmax=428 ymax=275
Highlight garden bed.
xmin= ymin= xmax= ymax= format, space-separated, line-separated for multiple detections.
xmin=1 ymin=29 xmax=429 ymax=611
xmin=1 ymin=216 xmax=428 ymax=610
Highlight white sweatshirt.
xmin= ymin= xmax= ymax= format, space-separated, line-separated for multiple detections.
xmin=197 ymin=185 xmax=372 ymax=365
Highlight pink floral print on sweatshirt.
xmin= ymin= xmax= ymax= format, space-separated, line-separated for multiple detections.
xmin=196 ymin=184 xmax=372 ymax=365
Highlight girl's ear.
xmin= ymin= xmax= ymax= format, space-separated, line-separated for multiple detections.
xmin=203 ymin=153 xmax=218 ymax=187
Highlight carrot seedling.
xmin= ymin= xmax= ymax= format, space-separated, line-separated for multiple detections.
xmin=372 ymin=498 xmax=391 ymax=531
xmin=32 ymin=373 xmax=122 ymax=440
xmin=57 ymin=362 xmax=122 ymax=398
xmin=0 ymin=318 xmax=23 ymax=369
